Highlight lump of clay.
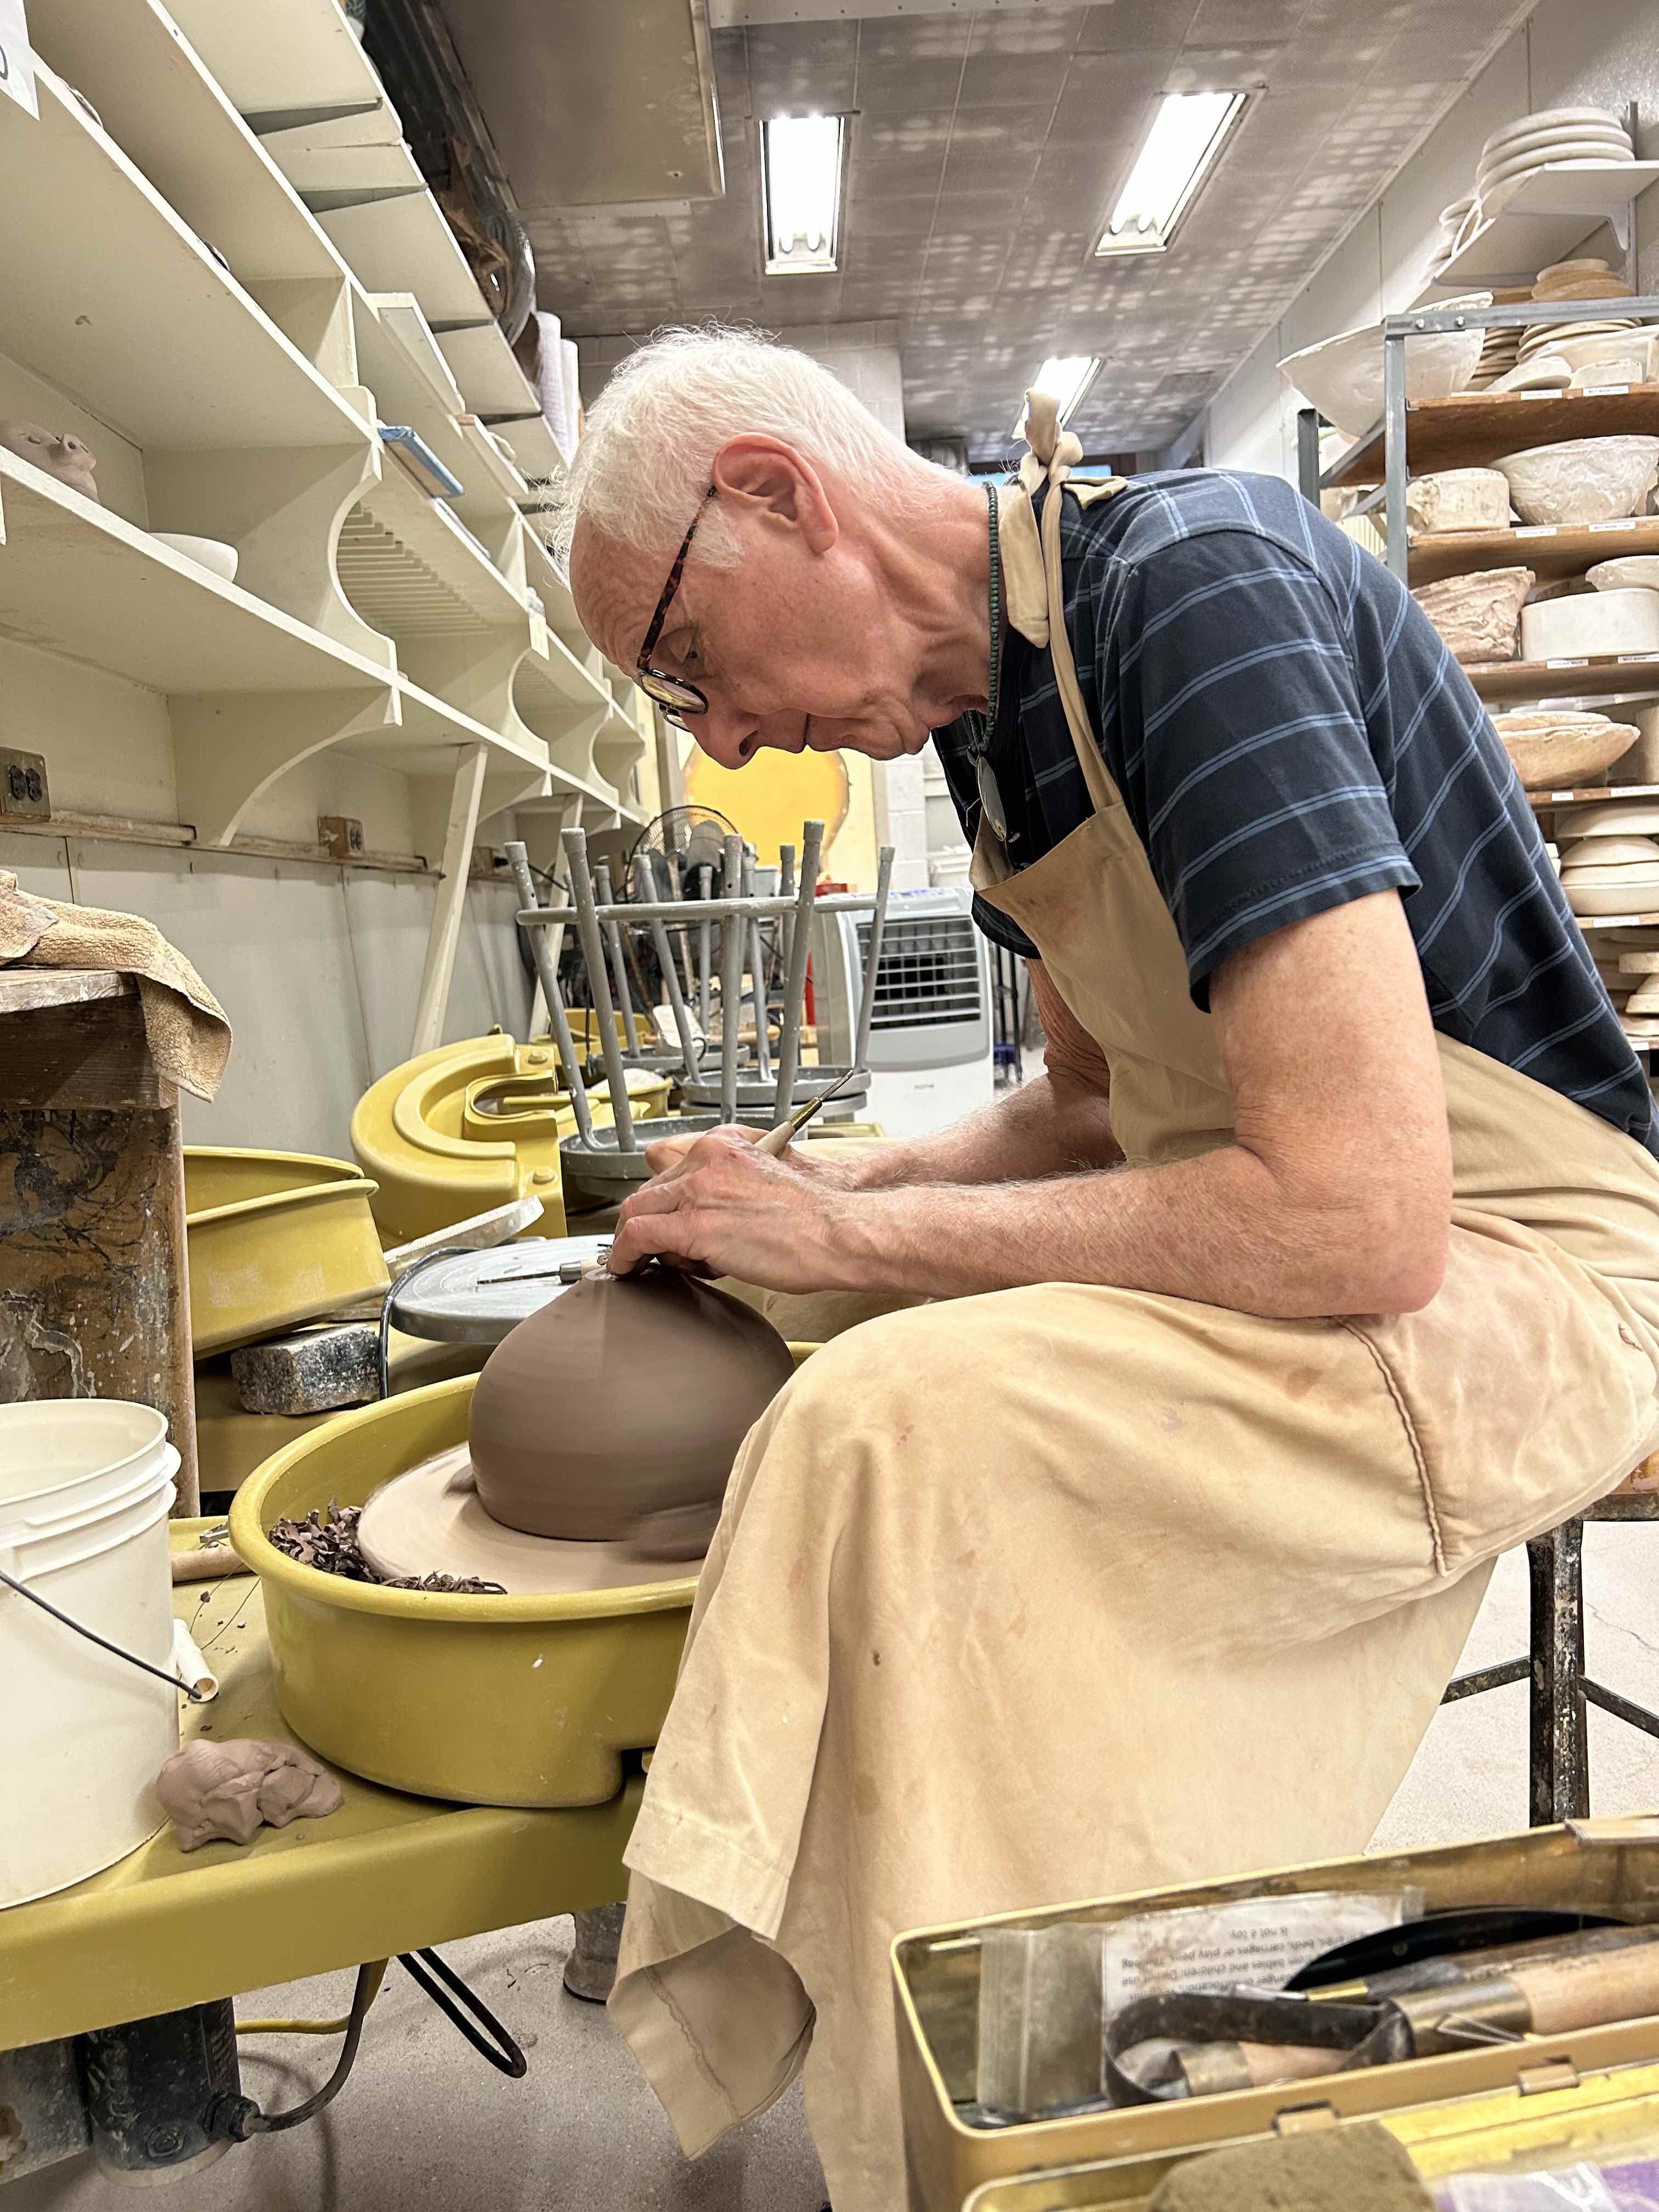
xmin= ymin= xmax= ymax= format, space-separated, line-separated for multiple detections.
xmin=469 ymin=1267 xmax=795 ymax=1543
xmin=0 ymin=421 xmax=99 ymax=502
xmin=157 ymin=1738 xmax=342 ymax=1851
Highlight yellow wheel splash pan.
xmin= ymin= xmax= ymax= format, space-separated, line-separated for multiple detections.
xmin=228 ymin=1374 xmax=698 ymax=1808
xmin=349 ymin=1033 xmax=671 ymax=1245
xmin=184 ymin=1147 xmax=388 ymax=1357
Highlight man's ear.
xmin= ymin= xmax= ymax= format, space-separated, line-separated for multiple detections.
xmin=711 ymin=435 xmax=839 ymax=554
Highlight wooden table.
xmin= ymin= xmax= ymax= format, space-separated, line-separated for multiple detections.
xmin=0 ymin=969 xmax=198 ymax=1509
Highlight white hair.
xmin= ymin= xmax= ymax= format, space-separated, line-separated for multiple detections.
xmin=552 ymin=324 xmax=939 ymax=571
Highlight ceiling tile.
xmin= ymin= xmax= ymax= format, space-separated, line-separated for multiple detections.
xmin=743 ymin=21 xmax=858 ymax=115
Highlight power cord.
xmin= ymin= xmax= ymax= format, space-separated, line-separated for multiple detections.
xmin=212 ymin=1944 xmax=528 ymax=2141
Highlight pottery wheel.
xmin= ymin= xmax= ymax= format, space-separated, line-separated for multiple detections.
xmin=357 ymin=1444 xmax=706 ymax=1595
xmin=389 ymin=1235 xmax=613 ymax=1345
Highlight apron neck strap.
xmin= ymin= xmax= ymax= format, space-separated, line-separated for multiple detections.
xmin=1007 ymin=393 xmax=1124 ymax=820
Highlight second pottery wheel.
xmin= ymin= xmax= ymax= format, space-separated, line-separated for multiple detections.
xmin=357 ymin=1444 xmax=707 ymax=1595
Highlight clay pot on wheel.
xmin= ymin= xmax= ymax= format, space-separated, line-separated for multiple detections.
xmin=469 ymin=1267 xmax=795 ymax=1549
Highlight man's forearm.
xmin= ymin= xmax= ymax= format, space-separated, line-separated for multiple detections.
xmin=826 ymin=1137 xmax=1444 ymax=1319
xmin=840 ymin=1071 xmax=1123 ymax=1192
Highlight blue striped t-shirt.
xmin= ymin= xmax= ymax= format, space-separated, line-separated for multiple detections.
xmin=933 ymin=468 xmax=1657 ymax=1156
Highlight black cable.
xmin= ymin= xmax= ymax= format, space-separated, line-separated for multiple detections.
xmin=377 ymin=1247 xmax=476 ymax=1400
xmin=210 ymin=1962 xmax=382 ymax=2140
xmin=398 ymin=1948 xmax=528 ymax=2077
xmin=0 ymin=1562 xmax=206 ymax=1703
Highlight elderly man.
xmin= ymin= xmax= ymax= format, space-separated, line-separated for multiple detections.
xmin=561 ymin=328 xmax=1659 ymax=2211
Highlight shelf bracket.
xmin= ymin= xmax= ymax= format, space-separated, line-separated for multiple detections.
xmin=171 ymin=686 xmax=397 ymax=847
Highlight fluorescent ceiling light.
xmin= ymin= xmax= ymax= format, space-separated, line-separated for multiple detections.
xmin=762 ymin=114 xmax=844 ymax=275
xmin=1097 ymin=91 xmax=1247 ymax=257
xmin=1028 ymin=356 xmax=1101 ymax=426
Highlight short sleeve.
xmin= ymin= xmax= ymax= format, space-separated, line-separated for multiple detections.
xmin=1104 ymin=528 xmax=1421 ymax=1007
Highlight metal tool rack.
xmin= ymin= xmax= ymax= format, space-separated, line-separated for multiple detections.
xmin=506 ymin=826 xmax=894 ymax=1198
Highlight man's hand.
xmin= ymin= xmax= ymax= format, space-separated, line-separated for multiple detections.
xmin=608 ymin=1126 xmax=868 ymax=1287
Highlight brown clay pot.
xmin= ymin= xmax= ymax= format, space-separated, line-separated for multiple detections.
xmin=469 ymin=1267 xmax=795 ymax=1542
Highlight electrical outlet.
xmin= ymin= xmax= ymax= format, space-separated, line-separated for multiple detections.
xmin=0 ymin=749 xmax=50 ymax=820
xmin=318 ymin=814 xmax=365 ymax=861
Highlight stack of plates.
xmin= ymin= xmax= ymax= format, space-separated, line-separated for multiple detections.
xmin=1476 ymin=107 xmax=1633 ymax=218
xmin=1519 ymin=260 xmax=1637 ymax=362
xmin=1467 ymin=289 xmax=1531 ymax=388
xmin=1559 ymin=832 xmax=1659 ymax=917
xmin=1426 ymin=195 xmax=1477 ymax=285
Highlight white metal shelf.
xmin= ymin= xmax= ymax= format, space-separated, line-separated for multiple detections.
xmin=0 ymin=448 xmax=390 ymax=696
xmin=0 ymin=65 xmax=368 ymax=452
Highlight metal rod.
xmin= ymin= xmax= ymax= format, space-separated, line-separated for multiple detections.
xmin=777 ymin=841 xmax=798 ymax=1005
xmin=697 ymin=865 xmax=713 ymax=1032
xmin=504 ymin=842 xmax=595 ymax=1145
xmin=633 ymin=855 xmax=701 ymax=1079
xmin=852 ymin=845 xmax=895 ymax=1075
xmin=1382 ymin=323 xmax=1408 ymax=583
xmin=656 ymin=852 xmax=698 ymax=1003
xmin=771 ymin=820 xmax=823 ymax=1127
xmin=719 ymin=834 xmax=742 ymax=1125
xmin=561 ymin=828 xmax=635 ymax=1151
xmin=516 ymin=891 xmax=881 ymax=927
xmin=594 ymin=862 xmax=641 ymax=1054
xmin=741 ymin=853 xmax=771 ymax=1080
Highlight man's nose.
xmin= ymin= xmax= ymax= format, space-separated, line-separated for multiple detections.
xmin=693 ymin=693 xmax=768 ymax=770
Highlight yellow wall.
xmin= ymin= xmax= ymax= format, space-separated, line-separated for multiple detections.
xmin=681 ymin=738 xmax=880 ymax=887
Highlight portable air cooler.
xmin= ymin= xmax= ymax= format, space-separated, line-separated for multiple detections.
xmin=811 ymin=885 xmax=995 ymax=1139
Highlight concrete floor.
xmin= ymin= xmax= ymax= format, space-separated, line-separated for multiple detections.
xmin=14 ymin=1525 xmax=1659 ymax=2211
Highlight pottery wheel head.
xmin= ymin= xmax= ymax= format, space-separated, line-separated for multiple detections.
xmin=467 ymin=1267 xmax=796 ymax=1542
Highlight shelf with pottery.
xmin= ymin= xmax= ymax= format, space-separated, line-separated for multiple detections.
xmin=1425 ymin=165 xmax=1659 ymax=294
xmin=0 ymin=63 xmax=371 ymax=453
xmin=1410 ymin=516 xmax=1659 ymax=586
xmin=22 ymin=0 xmax=361 ymax=388
xmin=1326 ymin=383 xmax=1659 ymax=489
xmin=1528 ymin=782 xmax=1659 ymax=806
xmin=1469 ymin=652 xmax=1659 ymax=704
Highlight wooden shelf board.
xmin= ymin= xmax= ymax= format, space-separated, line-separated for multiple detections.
xmin=0 ymin=453 xmax=388 ymax=696
xmin=325 ymin=679 xmax=548 ymax=779
xmin=1411 ymin=517 xmax=1659 ymax=587
xmin=1469 ymin=653 xmax=1659 ymax=704
xmin=0 ymin=971 xmax=133 ymax=1015
xmin=166 ymin=0 xmax=392 ymax=135
xmin=1571 ymin=912 xmax=1659 ymax=931
xmin=518 ymin=524 xmax=592 ymax=658
xmin=1327 ymin=385 xmax=1659 ymax=489
xmin=26 ymin=0 xmax=346 ymax=291
xmin=1530 ymin=783 xmax=1659 ymax=805
xmin=352 ymin=460 xmax=527 ymax=633
xmin=436 ymin=323 xmax=538 ymax=421
xmin=516 ymin=636 xmax=611 ymax=718
xmin=456 ymin=417 xmax=530 ymax=505
xmin=487 ymin=413 xmax=566 ymax=486
xmin=319 ymin=193 xmax=492 ymax=334
xmin=352 ymin=290 xmax=519 ymax=539
xmin=0 ymin=67 xmax=366 ymax=452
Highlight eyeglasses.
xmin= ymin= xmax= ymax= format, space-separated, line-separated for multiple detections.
xmin=635 ymin=486 xmax=716 ymax=720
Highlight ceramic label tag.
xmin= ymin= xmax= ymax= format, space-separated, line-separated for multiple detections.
xmin=0 ymin=0 xmax=37 ymax=117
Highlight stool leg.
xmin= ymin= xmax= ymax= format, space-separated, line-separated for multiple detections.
xmin=1526 ymin=1519 xmax=1588 ymax=1826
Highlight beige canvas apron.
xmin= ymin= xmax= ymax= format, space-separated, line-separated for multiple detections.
xmin=608 ymin=403 xmax=1659 ymax=2212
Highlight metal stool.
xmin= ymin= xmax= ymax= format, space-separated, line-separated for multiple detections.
xmin=1441 ymin=1490 xmax=1659 ymax=1825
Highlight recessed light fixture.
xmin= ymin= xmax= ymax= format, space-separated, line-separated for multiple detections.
xmin=761 ymin=114 xmax=845 ymax=275
xmin=1026 ymin=356 xmax=1102 ymax=427
xmin=1096 ymin=91 xmax=1248 ymax=257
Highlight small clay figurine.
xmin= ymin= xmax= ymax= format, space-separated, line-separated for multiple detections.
xmin=469 ymin=1266 xmax=796 ymax=1543
xmin=0 ymin=421 xmax=99 ymax=503
xmin=156 ymin=1738 xmax=342 ymax=1851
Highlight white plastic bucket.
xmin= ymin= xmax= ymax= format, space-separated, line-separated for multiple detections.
xmin=1 ymin=1402 xmax=182 ymax=1907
